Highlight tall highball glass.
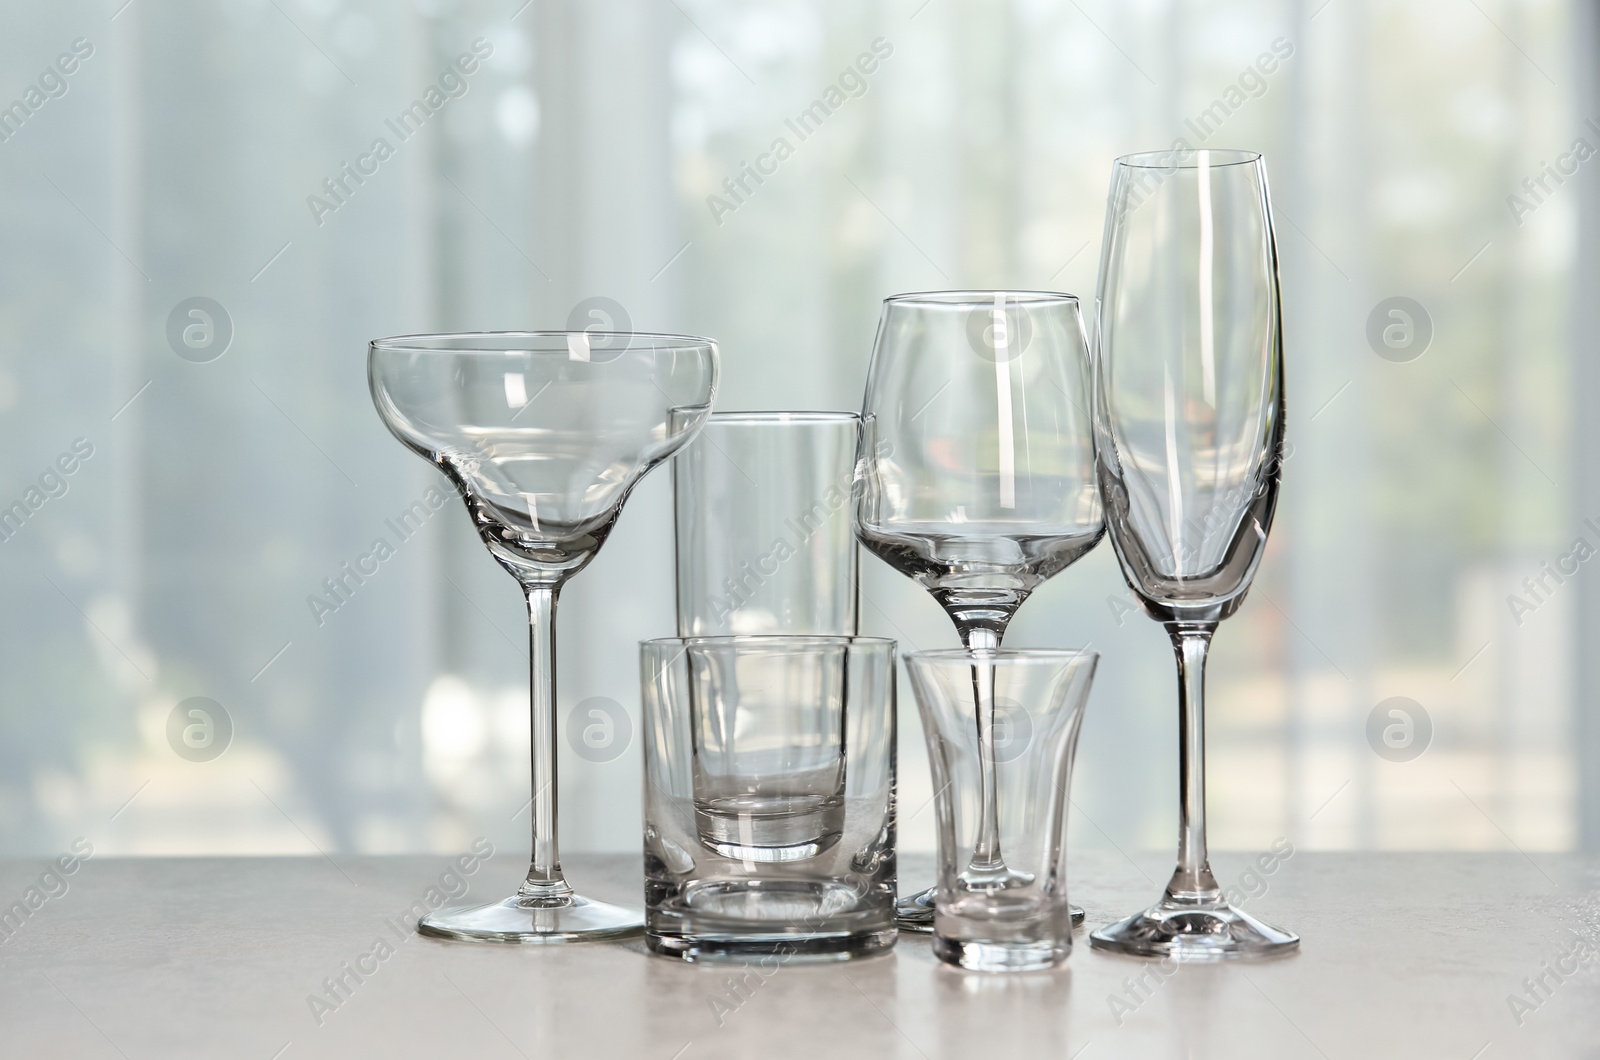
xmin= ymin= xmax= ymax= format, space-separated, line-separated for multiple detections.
xmin=1089 ymin=149 xmax=1298 ymax=959
xmin=370 ymin=331 xmax=716 ymax=942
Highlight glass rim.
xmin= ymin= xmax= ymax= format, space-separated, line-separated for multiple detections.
xmin=641 ymin=635 xmax=894 ymax=650
xmin=904 ymin=647 xmax=1100 ymax=665
xmin=369 ymin=330 xmax=717 ymax=354
xmin=1114 ymin=148 xmax=1262 ymax=170
xmin=882 ymin=290 xmax=1079 ymax=308
xmin=704 ymin=410 xmax=861 ymax=426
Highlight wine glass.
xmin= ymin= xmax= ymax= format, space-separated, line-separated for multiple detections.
xmin=1088 ymin=149 xmax=1298 ymax=959
xmin=854 ymin=291 xmax=1104 ymax=931
xmin=369 ymin=330 xmax=717 ymax=942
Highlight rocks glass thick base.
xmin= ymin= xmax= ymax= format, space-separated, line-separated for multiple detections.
xmin=641 ymin=636 xmax=897 ymax=962
xmin=905 ymin=648 xmax=1096 ymax=972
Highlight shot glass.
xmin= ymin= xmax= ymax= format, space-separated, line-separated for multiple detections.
xmin=640 ymin=635 xmax=896 ymax=962
xmin=904 ymin=648 xmax=1097 ymax=971
xmin=673 ymin=412 xmax=861 ymax=637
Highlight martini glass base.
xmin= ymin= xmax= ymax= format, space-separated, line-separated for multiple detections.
xmin=895 ymin=887 xmax=1084 ymax=933
xmin=418 ymin=894 xmax=644 ymax=944
xmin=1090 ymin=899 xmax=1298 ymax=961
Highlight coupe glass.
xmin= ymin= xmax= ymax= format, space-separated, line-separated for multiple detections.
xmin=854 ymin=291 xmax=1103 ymax=930
xmin=1088 ymin=149 xmax=1298 ymax=959
xmin=369 ymin=330 xmax=717 ymax=942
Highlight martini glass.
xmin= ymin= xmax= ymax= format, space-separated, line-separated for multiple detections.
xmin=854 ymin=292 xmax=1104 ymax=931
xmin=369 ymin=330 xmax=717 ymax=942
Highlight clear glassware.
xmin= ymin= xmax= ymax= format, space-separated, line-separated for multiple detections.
xmin=640 ymin=635 xmax=897 ymax=962
xmin=1088 ymin=149 xmax=1298 ymax=960
xmin=369 ymin=330 xmax=717 ymax=943
xmin=854 ymin=291 xmax=1104 ymax=930
xmin=673 ymin=412 xmax=860 ymax=637
xmin=904 ymin=648 xmax=1097 ymax=971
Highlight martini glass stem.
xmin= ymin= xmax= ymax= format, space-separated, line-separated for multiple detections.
xmin=1167 ymin=622 xmax=1221 ymax=903
xmin=519 ymin=582 xmax=572 ymax=904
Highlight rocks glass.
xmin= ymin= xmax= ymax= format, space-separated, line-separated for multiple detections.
xmin=640 ymin=635 xmax=897 ymax=962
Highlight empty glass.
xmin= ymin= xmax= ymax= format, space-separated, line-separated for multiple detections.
xmin=640 ymin=636 xmax=896 ymax=962
xmin=673 ymin=412 xmax=861 ymax=637
xmin=905 ymin=649 xmax=1097 ymax=971
xmin=370 ymin=331 xmax=716 ymax=942
xmin=854 ymin=291 xmax=1104 ymax=929
xmin=1089 ymin=149 xmax=1299 ymax=959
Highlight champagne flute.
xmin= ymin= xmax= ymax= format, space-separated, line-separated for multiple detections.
xmin=370 ymin=331 xmax=716 ymax=942
xmin=1088 ymin=149 xmax=1298 ymax=959
xmin=855 ymin=291 xmax=1103 ymax=930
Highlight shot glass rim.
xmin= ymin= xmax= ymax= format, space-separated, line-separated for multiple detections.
xmin=904 ymin=647 xmax=1100 ymax=665
xmin=702 ymin=410 xmax=861 ymax=426
xmin=369 ymin=330 xmax=717 ymax=354
xmin=882 ymin=290 xmax=1079 ymax=309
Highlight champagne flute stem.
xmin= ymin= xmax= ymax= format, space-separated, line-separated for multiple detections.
xmin=962 ymin=626 xmax=1006 ymax=872
xmin=520 ymin=582 xmax=572 ymax=903
xmin=1167 ymin=622 xmax=1221 ymax=902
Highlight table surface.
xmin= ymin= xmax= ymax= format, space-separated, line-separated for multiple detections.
xmin=0 ymin=850 xmax=1594 ymax=1059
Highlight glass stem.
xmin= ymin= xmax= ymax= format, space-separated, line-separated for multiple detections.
xmin=963 ymin=626 xmax=1006 ymax=872
xmin=1166 ymin=622 xmax=1221 ymax=903
xmin=519 ymin=582 xmax=572 ymax=904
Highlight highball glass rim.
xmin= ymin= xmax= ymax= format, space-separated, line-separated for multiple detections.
xmin=703 ymin=411 xmax=861 ymax=426
xmin=641 ymin=635 xmax=894 ymax=650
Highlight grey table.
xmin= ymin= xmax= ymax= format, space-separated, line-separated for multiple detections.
xmin=0 ymin=850 xmax=1594 ymax=1059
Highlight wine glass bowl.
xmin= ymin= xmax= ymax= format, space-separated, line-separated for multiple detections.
xmin=369 ymin=331 xmax=717 ymax=942
xmin=857 ymin=292 xmax=1104 ymax=640
xmin=1088 ymin=149 xmax=1298 ymax=960
xmin=855 ymin=291 xmax=1103 ymax=930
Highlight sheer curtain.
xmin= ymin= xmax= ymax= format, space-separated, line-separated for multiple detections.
xmin=0 ymin=0 xmax=1581 ymax=858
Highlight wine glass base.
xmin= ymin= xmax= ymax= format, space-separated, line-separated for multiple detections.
xmin=896 ymin=887 xmax=1084 ymax=933
xmin=1090 ymin=899 xmax=1298 ymax=961
xmin=418 ymin=894 xmax=644 ymax=944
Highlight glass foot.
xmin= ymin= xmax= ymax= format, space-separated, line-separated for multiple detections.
xmin=1091 ymin=898 xmax=1298 ymax=961
xmin=418 ymin=894 xmax=643 ymax=944
xmin=897 ymin=887 xmax=1084 ymax=933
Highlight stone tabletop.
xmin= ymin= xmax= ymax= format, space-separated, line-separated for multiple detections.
xmin=0 ymin=850 xmax=1594 ymax=1059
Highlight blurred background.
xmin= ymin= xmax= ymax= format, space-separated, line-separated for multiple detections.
xmin=0 ymin=0 xmax=1590 ymax=864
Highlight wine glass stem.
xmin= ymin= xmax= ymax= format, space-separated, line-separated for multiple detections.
xmin=962 ymin=626 xmax=1006 ymax=871
xmin=520 ymin=583 xmax=572 ymax=904
xmin=1168 ymin=622 xmax=1221 ymax=903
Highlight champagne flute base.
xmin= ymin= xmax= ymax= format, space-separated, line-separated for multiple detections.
xmin=418 ymin=893 xmax=644 ymax=944
xmin=1090 ymin=899 xmax=1298 ymax=961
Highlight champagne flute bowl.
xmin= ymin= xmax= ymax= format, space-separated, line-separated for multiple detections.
xmin=1088 ymin=149 xmax=1297 ymax=961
